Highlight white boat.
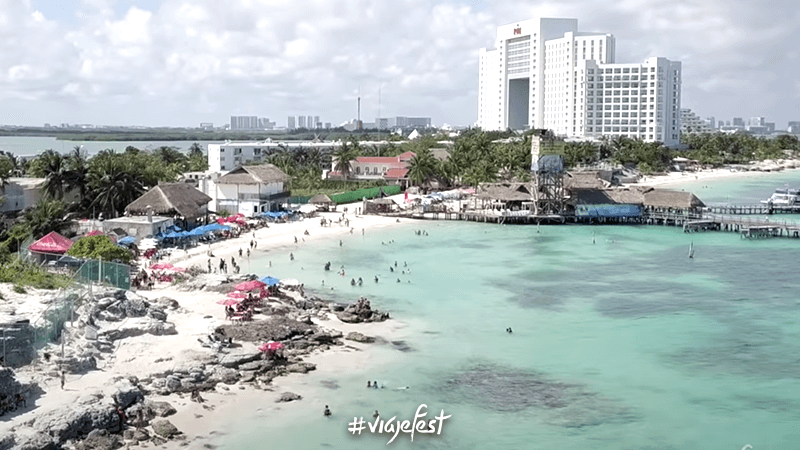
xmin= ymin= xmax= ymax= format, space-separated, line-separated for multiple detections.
xmin=761 ymin=188 xmax=800 ymax=206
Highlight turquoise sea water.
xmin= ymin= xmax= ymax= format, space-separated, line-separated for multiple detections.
xmin=220 ymin=171 xmax=800 ymax=450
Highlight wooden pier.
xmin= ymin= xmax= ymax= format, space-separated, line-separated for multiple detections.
xmin=702 ymin=204 xmax=800 ymax=215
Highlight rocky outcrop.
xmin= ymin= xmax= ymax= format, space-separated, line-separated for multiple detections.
xmin=276 ymin=392 xmax=302 ymax=403
xmin=11 ymin=432 xmax=56 ymax=450
xmin=345 ymin=332 xmax=375 ymax=343
xmin=151 ymin=419 xmax=180 ymax=438
xmin=73 ymin=429 xmax=123 ymax=450
xmin=112 ymin=380 xmax=144 ymax=409
xmin=336 ymin=297 xmax=390 ymax=323
xmin=32 ymin=401 xmax=120 ymax=442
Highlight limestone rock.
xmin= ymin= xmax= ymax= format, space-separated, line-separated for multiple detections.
xmin=11 ymin=432 xmax=55 ymax=450
xmin=0 ymin=434 xmax=15 ymax=450
xmin=151 ymin=419 xmax=180 ymax=438
xmin=286 ymin=362 xmax=316 ymax=374
xmin=345 ymin=332 xmax=375 ymax=343
xmin=74 ymin=429 xmax=123 ymax=450
xmin=142 ymin=401 xmax=175 ymax=418
xmin=217 ymin=352 xmax=261 ymax=369
xmin=112 ymin=380 xmax=143 ymax=409
xmin=32 ymin=402 xmax=119 ymax=442
xmin=276 ymin=392 xmax=302 ymax=403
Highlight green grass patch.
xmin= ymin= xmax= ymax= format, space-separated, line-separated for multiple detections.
xmin=0 ymin=259 xmax=74 ymax=290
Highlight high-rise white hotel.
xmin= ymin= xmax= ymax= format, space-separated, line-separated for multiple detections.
xmin=478 ymin=18 xmax=682 ymax=147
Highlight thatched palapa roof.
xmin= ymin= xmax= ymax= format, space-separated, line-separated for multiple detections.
xmin=642 ymin=188 xmax=705 ymax=209
xmin=570 ymin=187 xmax=704 ymax=209
xmin=125 ymin=183 xmax=211 ymax=219
xmin=309 ymin=194 xmax=333 ymax=204
xmin=216 ymin=164 xmax=290 ymax=185
xmin=565 ymin=170 xmax=611 ymax=190
xmin=477 ymin=183 xmax=535 ymax=202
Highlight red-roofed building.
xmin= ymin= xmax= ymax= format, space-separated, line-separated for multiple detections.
xmin=330 ymin=153 xmax=415 ymax=185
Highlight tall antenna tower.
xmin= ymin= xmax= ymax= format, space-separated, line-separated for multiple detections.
xmin=357 ymin=85 xmax=361 ymax=130
xmin=378 ymin=85 xmax=381 ymax=141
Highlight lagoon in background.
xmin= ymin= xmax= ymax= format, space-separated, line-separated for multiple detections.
xmin=0 ymin=136 xmax=220 ymax=157
xmin=217 ymin=170 xmax=800 ymax=449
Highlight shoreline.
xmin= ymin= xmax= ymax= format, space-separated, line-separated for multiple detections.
xmin=631 ymin=161 xmax=800 ymax=188
xmin=0 ymin=210 xmax=414 ymax=449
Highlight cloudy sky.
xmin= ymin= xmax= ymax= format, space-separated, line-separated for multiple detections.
xmin=1 ymin=0 xmax=798 ymax=129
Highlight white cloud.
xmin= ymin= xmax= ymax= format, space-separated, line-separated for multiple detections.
xmin=1 ymin=0 xmax=799 ymax=128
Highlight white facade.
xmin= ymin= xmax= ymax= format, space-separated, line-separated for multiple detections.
xmin=215 ymin=182 xmax=287 ymax=216
xmin=478 ymin=18 xmax=681 ymax=147
xmin=207 ymin=140 xmax=402 ymax=172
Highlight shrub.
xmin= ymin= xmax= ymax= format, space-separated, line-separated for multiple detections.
xmin=12 ymin=285 xmax=26 ymax=294
xmin=67 ymin=235 xmax=133 ymax=264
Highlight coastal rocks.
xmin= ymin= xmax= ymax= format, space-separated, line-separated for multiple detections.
xmin=216 ymin=317 xmax=314 ymax=343
xmin=112 ymin=380 xmax=144 ymax=409
xmin=205 ymin=366 xmax=239 ymax=385
xmin=96 ymin=318 xmax=177 ymax=341
xmin=0 ymin=435 xmax=14 ymax=450
xmin=154 ymin=297 xmax=180 ymax=310
xmin=345 ymin=332 xmax=375 ymax=343
xmin=56 ymin=355 xmax=98 ymax=374
xmin=276 ymin=392 xmax=302 ymax=403
xmin=73 ymin=429 xmax=123 ymax=450
xmin=146 ymin=401 xmax=177 ymax=418
xmin=32 ymin=401 xmax=120 ymax=442
xmin=217 ymin=352 xmax=262 ymax=369
xmin=151 ymin=419 xmax=180 ymax=438
xmin=336 ymin=297 xmax=389 ymax=323
xmin=11 ymin=432 xmax=56 ymax=450
xmin=285 ymin=362 xmax=316 ymax=374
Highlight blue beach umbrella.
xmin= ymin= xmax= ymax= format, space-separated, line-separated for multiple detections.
xmin=260 ymin=276 xmax=280 ymax=286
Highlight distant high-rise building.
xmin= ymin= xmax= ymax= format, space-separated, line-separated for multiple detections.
xmin=314 ymin=116 xmax=320 ymax=129
xmin=788 ymin=121 xmax=800 ymax=133
xmin=681 ymin=109 xmax=711 ymax=134
xmin=287 ymin=116 xmax=296 ymax=130
xmin=298 ymin=116 xmax=306 ymax=129
xmin=733 ymin=117 xmax=745 ymax=127
xmin=749 ymin=117 xmax=765 ymax=127
xmin=705 ymin=117 xmax=715 ymax=129
xmin=307 ymin=116 xmax=314 ymax=129
xmin=325 ymin=122 xmax=331 ymax=129
xmin=477 ymin=17 xmax=681 ymax=146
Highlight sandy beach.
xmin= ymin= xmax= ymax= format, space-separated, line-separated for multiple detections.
xmin=1 ymin=204 xmax=416 ymax=449
xmin=633 ymin=159 xmax=800 ymax=188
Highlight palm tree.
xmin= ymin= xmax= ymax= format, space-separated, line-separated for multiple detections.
xmin=332 ymin=143 xmax=357 ymax=181
xmin=407 ymin=149 xmax=436 ymax=187
xmin=39 ymin=150 xmax=70 ymax=199
xmin=87 ymin=158 xmax=145 ymax=218
xmin=23 ymin=198 xmax=69 ymax=239
xmin=66 ymin=145 xmax=90 ymax=203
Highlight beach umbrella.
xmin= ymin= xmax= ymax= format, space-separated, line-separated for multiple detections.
xmin=260 ymin=276 xmax=280 ymax=286
xmin=235 ymin=280 xmax=267 ymax=291
xmin=217 ymin=298 xmax=241 ymax=306
xmin=258 ymin=342 xmax=284 ymax=352
xmin=118 ymin=236 xmax=137 ymax=246
xmin=280 ymin=278 xmax=301 ymax=287
xmin=226 ymin=291 xmax=247 ymax=298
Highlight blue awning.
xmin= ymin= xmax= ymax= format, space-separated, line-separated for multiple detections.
xmin=260 ymin=276 xmax=280 ymax=286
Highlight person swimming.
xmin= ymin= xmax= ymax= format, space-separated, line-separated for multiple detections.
xmin=374 ymin=276 xmax=379 ymax=283
xmin=324 ymin=405 xmax=331 ymax=416
xmin=351 ymin=278 xmax=356 ymax=286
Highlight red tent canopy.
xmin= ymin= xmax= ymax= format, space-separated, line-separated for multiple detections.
xmin=29 ymin=231 xmax=74 ymax=254
xmin=258 ymin=342 xmax=284 ymax=352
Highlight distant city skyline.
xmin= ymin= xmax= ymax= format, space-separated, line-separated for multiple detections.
xmin=2 ymin=0 xmax=799 ymax=129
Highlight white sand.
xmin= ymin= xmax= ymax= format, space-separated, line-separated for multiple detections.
xmin=0 ymin=208 xmax=412 ymax=447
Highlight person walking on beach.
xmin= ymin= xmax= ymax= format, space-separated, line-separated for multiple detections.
xmin=290 ymin=253 xmax=294 ymax=261
xmin=373 ymin=410 xmax=380 ymax=419
xmin=60 ymin=370 xmax=65 ymax=390
xmin=239 ymin=248 xmax=243 ymax=257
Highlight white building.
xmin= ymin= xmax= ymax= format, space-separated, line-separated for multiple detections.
xmin=213 ymin=164 xmax=291 ymax=216
xmin=207 ymin=140 xmax=402 ymax=172
xmin=478 ymin=18 xmax=682 ymax=147
xmin=681 ymin=108 xmax=712 ymax=135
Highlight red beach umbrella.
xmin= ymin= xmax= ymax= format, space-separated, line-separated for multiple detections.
xmin=217 ymin=298 xmax=241 ymax=306
xmin=226 ymin=291 xmax=247 ymax=298
xmin=235 ymin=280 xmax=267 ymax=291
